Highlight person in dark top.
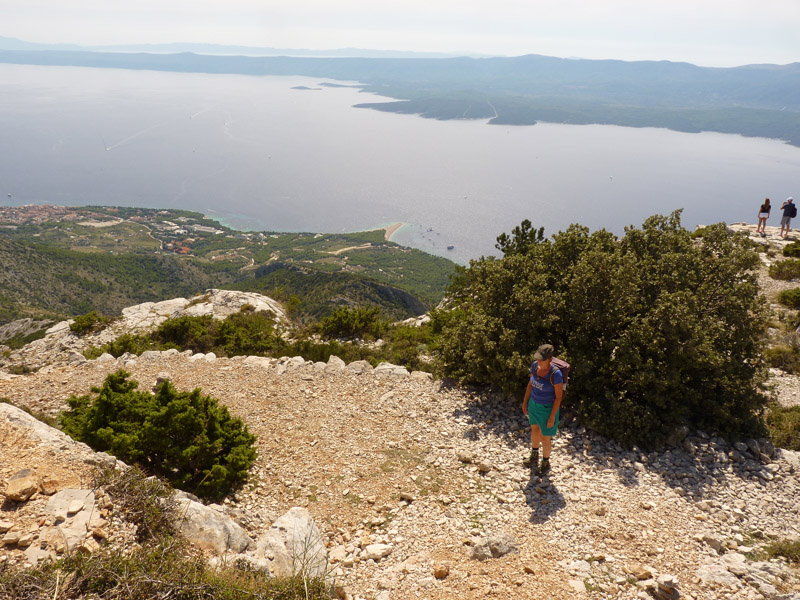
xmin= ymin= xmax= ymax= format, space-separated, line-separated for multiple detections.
xmin=757 ymin=198 xmax=771 ymax=235
xmin=780 ymin=197 xmax=795 ymax=238
xmin=522 ymin=344 xmax=563 ymax=475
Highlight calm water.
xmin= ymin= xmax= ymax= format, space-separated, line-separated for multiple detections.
xmin=1 ymin=63 xmax=799 ymax=264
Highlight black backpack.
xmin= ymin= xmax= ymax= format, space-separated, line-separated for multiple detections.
xmin=791 ymin=204 xmax=798 ymax=218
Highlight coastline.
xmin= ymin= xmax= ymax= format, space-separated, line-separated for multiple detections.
xmin=384 ymin=222 xmax=404 ymax=241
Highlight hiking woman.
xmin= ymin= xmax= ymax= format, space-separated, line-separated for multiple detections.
xmin=757 ymin=198 xmax=771 ymax=234
xmin=522 ymin=344 xmax=563 ymax=475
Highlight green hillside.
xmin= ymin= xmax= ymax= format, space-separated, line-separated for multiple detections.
xmin=0 ymin=206 xmax=455 ymax=326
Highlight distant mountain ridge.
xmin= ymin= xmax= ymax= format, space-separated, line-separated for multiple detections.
xmin=0 ymin=38 xmax=797 ymax=144
xmin=0 ymin=36 xmax=485 ymax=59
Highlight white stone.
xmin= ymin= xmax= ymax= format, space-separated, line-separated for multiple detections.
xmin=363 ymin=543 xmax=393 ymax=561
xmin=325 ymin=355 xmax=346 ymax=373
xmin=176 ymin=498 xmax=250 ymax=556
xmin=255 ymin=507 xmax=328 ymax=578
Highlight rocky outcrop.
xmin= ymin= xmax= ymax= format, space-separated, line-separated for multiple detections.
xmin=0 ymin=318 xmax=53 ymax=344
xmin=0 ymin=289 xmax=288 ymax=371
xmin=0 ymin=401 xmax=332 ymax=576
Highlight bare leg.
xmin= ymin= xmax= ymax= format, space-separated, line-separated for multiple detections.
xmin=530 ymin=425 xmax=542 ymax=450
xmin=542 ymin=435 xmax=552 ymax=459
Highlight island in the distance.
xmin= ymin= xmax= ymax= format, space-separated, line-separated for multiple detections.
xmin=0 ymin=46 xmax=797 ymax=146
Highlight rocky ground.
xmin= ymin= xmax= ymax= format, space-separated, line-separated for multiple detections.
xmin=2 ymin=231 xmax=800 ymax=600
xmin=2 ymin=350 xmax=799 ymax=600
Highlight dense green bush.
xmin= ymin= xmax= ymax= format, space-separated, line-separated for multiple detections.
xmin=60 ymin=370 xmax=256 ymax=500
xmin=436 ymin=212 xmax=769 ymax=447
xmin=769 ymin=259 xmax=800 ymax=280
xmin=764 ymin=345 xmax=800 ymax=374
xmin=784 ymin=242 xmax=800 ymax=258
xmin=319 ymin=306 xmax=386 ymax=340
xmin=778 ymin=288 xmax=800 ymax=309
xmin=766 ymin=405 xmax=800 ymax=450
xmin=152 ymin=312 xmax=283 ymax=357
xmin=69 ymin=310 xmax=112 ymax=335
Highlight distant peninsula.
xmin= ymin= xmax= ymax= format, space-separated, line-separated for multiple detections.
xmin=0 ymin=45 xmax=798 ymax=146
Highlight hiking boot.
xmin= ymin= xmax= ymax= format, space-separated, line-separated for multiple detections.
xmin=523 ymin=448 xmax=539 ymax=469
xmin=539 ymin=457 xmax=551 ymax=475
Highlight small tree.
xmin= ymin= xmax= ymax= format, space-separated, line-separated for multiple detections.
xmin=61 ymin=370 xmax=256 ymax=500
xmin=69 ymin=311 xmax=112 ymax=335
xmin=494 ymin=218 xmax=545 ymax=256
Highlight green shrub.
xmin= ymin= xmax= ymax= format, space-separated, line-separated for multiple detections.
xmin=778 ymin=288 xmax=800 ymax=309
xmin=764 ymin=345 xmax=800 ymax=374
xmin=769 ymin=259 xmax=800 ymax=280
xmin=214 ymin=311 xmax=282 ymax=356
xmin=319 ymin=306 xmax=386 ymax=340
xmin=784 ymin=242 xmax=800 ymax=258
xmin=764 ymin=538 xmax=800 ymax=563
xmin=60 ymin=370 xmax=257 ymax=501
xmin=436 ymin=212 xmax=769 ymax=447
xmin=69 ymin=310 xmax=112 ymax=335
xmin=97 ymin=332 xmax=160 ymax=358
xmin=155 ymin=315 xmax=216 ymax=353
xmin=766 ymin=405 xmax=800 ymax=451
xmin=81 ymin=310 xmax=434 ymax=374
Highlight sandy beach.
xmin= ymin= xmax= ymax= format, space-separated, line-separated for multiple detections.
xmin=384 ymin=222 xmax=403 ymax=241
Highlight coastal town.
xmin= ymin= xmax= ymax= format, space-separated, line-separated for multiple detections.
xmin=0 ymin=204 xmax=259 ymax=257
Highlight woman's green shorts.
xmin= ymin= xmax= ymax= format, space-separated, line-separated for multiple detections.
xmin=528 ymin=401 xmax=559 ymax=436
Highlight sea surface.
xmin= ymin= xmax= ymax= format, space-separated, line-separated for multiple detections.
xmin=1 ymin=63 xmax=799 ymax=264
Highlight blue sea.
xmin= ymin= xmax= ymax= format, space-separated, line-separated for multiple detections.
xmin=1 ymin=63 xmax=799 ymax=264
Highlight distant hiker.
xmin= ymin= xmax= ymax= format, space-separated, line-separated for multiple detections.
xmin=780 ymin=197 xmax=796 ymax=238
xmin=757 ymin=198 xmax=771 ymax=235
xmin=522 ymin=344 xmax=563 ymax=475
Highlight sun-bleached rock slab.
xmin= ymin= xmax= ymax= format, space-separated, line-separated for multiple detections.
xmin=255 ymin=507 xmax=328 ymax=578
xmin=176 ymin=498 xmax=251 ymax=556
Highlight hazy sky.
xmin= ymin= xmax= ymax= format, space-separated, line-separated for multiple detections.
xmin=2 ymin=0 xmax=798 ymax=66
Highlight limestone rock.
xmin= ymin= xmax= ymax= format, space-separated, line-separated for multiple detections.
xmin=243 ymin=356 xmax=275 ymax=368
xmin=373 ymin=362 xmax=410 ymax=377
xmin=325 ymin=355 xmax=346 ymax=373
xmin=469 ymin=533 xmax=518 ymax=560
xmin=696 ymin=563 xmax=741 ymax=588
xmin=255 ymin=507 xmax=328 ymax=578
xmin=67 ymin=350 xmax=86 ymax=365
xmin=347 ymin=360 xmax=373 ymax=374
xmin=363 ymin=543 xmax=393 ymax=561
xmin=5 ymin=469 xmax=40 ymax=502
xmin=456 ymin=449 xmax=474 ymax=464
xmin=176 ymin=498 xmax=251 ymax=556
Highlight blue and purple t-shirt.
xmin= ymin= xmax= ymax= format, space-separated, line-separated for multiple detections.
xmin=529 ymin=361 xmax=564 ymax=405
